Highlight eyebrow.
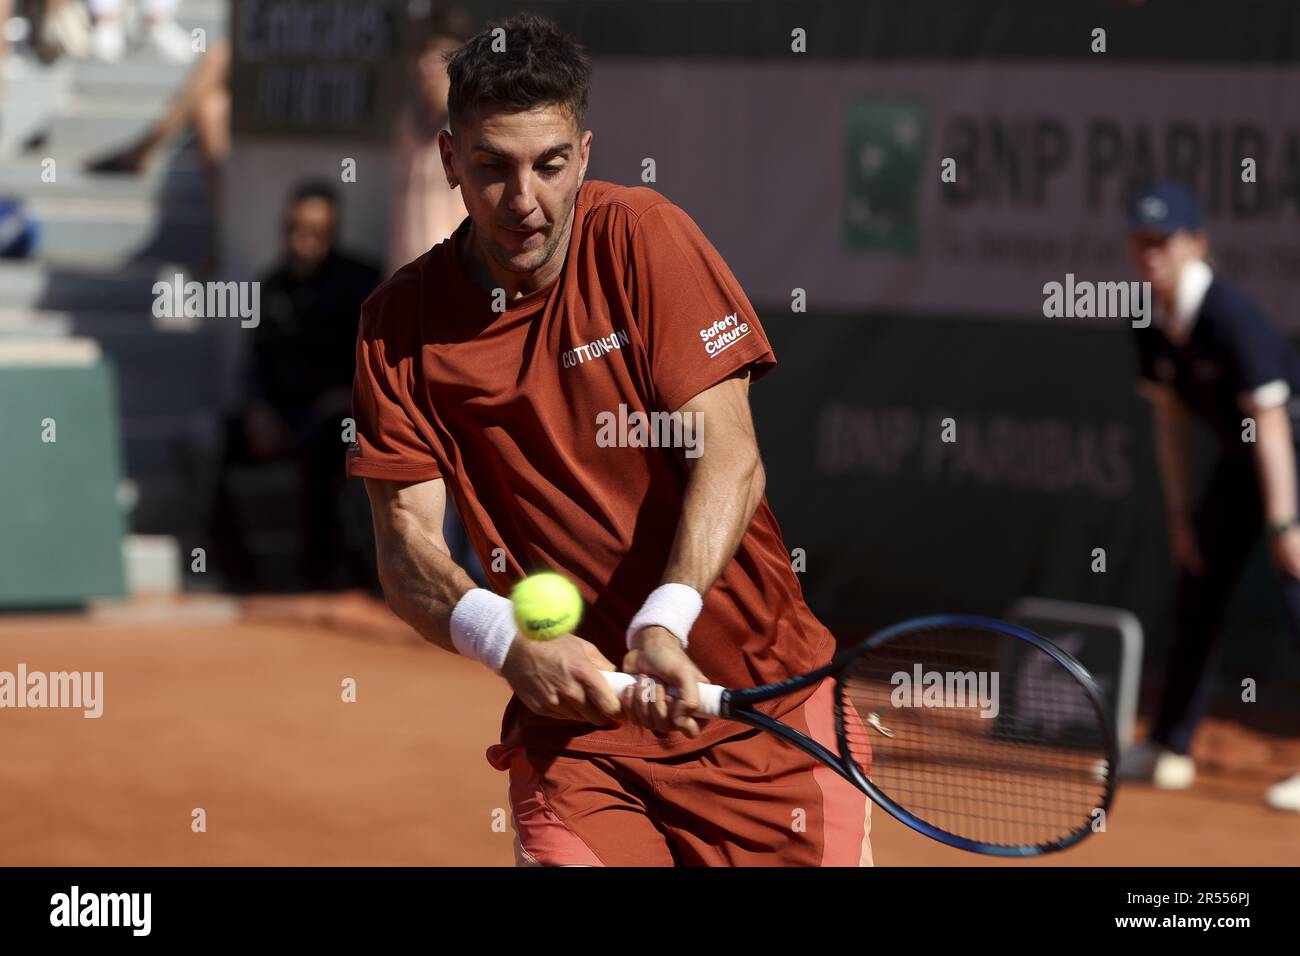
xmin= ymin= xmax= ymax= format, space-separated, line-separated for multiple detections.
xmin=470 ymin=142 xmax=573 ymax=162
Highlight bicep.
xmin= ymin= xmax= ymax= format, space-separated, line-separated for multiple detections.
xmin=676 ymin=372 xmax=763 ymax=487
xmin=364 ymin=477 xmax=450 ymax=556
xmin=676 ymin=371 xmax=757 ymax=445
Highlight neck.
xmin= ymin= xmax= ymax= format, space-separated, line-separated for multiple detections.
xmin=459 ymin=207 xmax=575 ymax=301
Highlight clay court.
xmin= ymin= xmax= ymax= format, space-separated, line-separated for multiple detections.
xmin=1 ymin=594 xmax=1296 ymax=867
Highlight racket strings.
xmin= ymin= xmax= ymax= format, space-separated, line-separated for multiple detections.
xmin=838 ymin=626 xmax=1111 ymax=851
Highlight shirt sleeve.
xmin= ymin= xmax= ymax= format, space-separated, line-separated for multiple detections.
xmin=345 ymin=293 xmax=444 ymax=482
xmin=625 ymin=202 xmax=776 ymax=412
xmin=1213 ymin=299 xmax=1293 ymax=411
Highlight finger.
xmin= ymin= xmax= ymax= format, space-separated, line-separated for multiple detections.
xmin=556 ymin=691 xmax=606 ymax=726
xmin=534 ymin=688 xmax=587 ymax=724
xmin=619 ymin=685 xmax=638 ymax=723
xmin=556 ymin=683 xmax=608 ymax=727
xmin=580 ymin=638 xmax=619 ymax=672
xmin=634 ymin=674 xmax=667 ymax=730
xmin=669 ymin=696 xmax=695 ymax=730
xmin=668 ymin=669 xmax=700 ymax=712
xmin=629 ymin=675 xmax=651 ymax=727
xmin=574 ymin=666 xmax=623 ymax=719
xmin=621 ymin=680 xmax=646 ymax=728
xmin=641 ymin=675 xmax=674 ymax=733
xmin=676 ymin=716 xmax=701 ymax=738
xmin=578 ymin=702 xmax=611 ymax=726
xmin=523 ymin=695 xmax=559 ymax=718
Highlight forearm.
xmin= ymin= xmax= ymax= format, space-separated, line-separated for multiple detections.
xmin=661 ymin=440 xmax=765 ymax=594
xmin=1152 ymin=398 xmax=1195 ymax=520
xmin=1250 ymin=405 xmax=1298 ymax=524
xmin=377 ymin=520 xmax=480 ymax=653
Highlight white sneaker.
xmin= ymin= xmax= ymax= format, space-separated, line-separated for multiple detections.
xmin=1118 ymin=741 xmax=1196 ymax=789
xmin=91 ymin=19 xmax=126 ymax=63
xmin=144 ymin=19 xmax=195 ymax=63
xmin=1265 ymin=773 xmax=1300 ymax=812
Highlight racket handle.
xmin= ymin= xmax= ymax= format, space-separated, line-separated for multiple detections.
xmin=601 ymin=671 xmax=726 ymax=718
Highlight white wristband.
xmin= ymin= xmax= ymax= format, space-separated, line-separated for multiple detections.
xmin=449 ymin=588 xmax=517 ymax=674
xmin=626 ymin=583 xmax=704 ymax=649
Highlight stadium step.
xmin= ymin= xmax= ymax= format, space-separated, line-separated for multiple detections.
xmin=0 ymin=261 xmax=178 ymax=311
xmin=69 ymin=60 xmax=196 ymax=99
xmin=21 ymin=195 xmax=211 ymax=266
xmin=0 ymin=148 xmax=206 ymax=202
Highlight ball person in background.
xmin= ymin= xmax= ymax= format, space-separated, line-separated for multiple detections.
xmin=348 ymin=14 xmax=872 ymax=865
xmin=1122 ymin=182 xmax=1300 ymax=812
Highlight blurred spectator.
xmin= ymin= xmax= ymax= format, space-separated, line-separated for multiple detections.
xmin=382 ymin=4 xmax=485 ymax=587
xmin=88 ymin=0 xmax=192 ymax=62
xmin=210 ymin=182 xmax=381 ymax=591
xmin=84 ymin=37 xmax=229 ymax=214
xmin=29 ymin=0 xmax=92 ymax=63
xmin=385 ymin=6 xmax=470 ymax=277
xmin=0 ymin=197 xmax=39 ymax=257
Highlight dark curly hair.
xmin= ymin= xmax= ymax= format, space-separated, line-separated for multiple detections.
xmin=446 ymin=12 xmax=592 ymax=132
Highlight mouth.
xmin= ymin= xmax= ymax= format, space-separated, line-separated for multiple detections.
xmin=501 ymin=225 xmax=545 ymax=247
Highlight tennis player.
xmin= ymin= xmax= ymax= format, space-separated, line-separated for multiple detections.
xmin=1121 ymin=182 xmax=1300 ymax=812
xmin=347 ymin=13 xmax=873 ymax=864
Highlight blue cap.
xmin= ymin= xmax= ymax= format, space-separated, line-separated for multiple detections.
xmin=1128 ymin=182 xmax=1203 ymax=235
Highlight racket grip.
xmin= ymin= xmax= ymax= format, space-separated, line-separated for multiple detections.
xmin=601 ymin=671 xmax=725 ymax=718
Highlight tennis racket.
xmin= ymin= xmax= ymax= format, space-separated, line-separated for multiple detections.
xmin=603 ymin=614 xmax=1117 ymax=857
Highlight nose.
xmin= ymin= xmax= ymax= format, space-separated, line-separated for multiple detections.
xmin=503 ymin=171 xmax=537 ymax=222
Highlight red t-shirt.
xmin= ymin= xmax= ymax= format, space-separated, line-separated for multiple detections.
xmin=348 ymin=180 xmax=835 ymax=756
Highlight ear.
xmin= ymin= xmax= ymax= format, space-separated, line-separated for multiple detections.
xmin=578 ymin=128 xmax=594 ymax=178
xmin=437 ymin=128 xmax=458 ymax=188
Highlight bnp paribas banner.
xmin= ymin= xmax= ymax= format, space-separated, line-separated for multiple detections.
xmin=587 ymin=61 xmax=1300 ymax=326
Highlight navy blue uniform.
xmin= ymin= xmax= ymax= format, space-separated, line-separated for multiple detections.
xmin=1134 ymin=278 xmax=1300 ymax=448
xmin=1133 ymin=274 xmax=1300 ymax=755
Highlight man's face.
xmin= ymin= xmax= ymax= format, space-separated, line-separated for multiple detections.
xmin=442 ymin=103 xmax=591 ymax=277
xmin=285 ymin=197 xmax=336 ymax=269
xmin=1127 ymin=228 xmax=1207 ymax=297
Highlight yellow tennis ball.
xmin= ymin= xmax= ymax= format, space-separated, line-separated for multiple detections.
xmin=511 ymin=573 xmax=583 ymax=640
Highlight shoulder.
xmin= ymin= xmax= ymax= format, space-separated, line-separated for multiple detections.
xmin=576 ymin=182 xmax=719 ymax=277
xmin=578 ymin=180 xmax=688 ymax=237
xmin=1201 ymin=275 xmax=1268 ymax=326
xmin=1199 ymin=275 xmax=1280 ymax=350
xmin=357 ymin=251 xmax=432 ymax=350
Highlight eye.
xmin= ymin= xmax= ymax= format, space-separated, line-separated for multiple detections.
xmin=539 ymin=165 xmax=564 ymax=175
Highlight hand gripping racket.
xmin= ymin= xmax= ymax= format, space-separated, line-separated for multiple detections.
xmin=603 ymin=614 xmax=1117 ymax=857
